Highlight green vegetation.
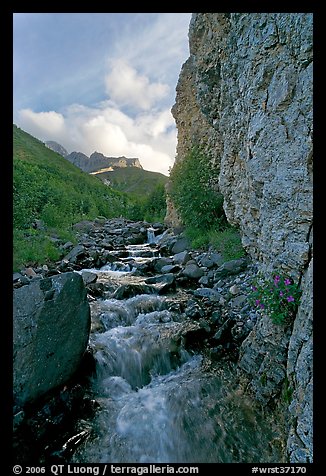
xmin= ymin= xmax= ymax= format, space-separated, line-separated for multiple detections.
xmin=169 ymin=147 xmax=245 ymax=260
xmin=282 ymin=377 xmax=294 ymax=404
xmin=125 ymin=183 xmax=167 ymax=223
xmin=98 ymin=166 xmax=168 ymax=196
xmin=249 ymin=273 xmax=302 ymax=325
xmin=13 ymin=125 xmax=166 ymax=270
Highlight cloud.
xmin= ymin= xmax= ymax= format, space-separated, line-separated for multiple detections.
xmin=18 ymin=109 xmax=65 ymax=140
xmin=18 ymin=92 xmax=176 ymax=176
xmin=105 ymin=59 xmax=169 ymax=111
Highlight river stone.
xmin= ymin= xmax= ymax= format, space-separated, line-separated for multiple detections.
xmin=81 ymin=270 xmax=98 ymax=285
xmin=214 ymin=258 xmax=248 ymax=279
xmin=112 ymin=283 xmax=156 ymax=299
xmin=161 ymin=264 xmax=181 ymax=274
xmin=13 ymin=272 xmax=90 ymax=408
xmin=230 ymin=294 xmax=247 ymax=308
xmin=24 ymin=267 xmax=37 ymax=278
xmin=145 ymin=273 xmax=175 ymax=285
xmin=172 ymin=237 xmax=189 ymax=254
xmin=145 ymin=273 xmax=176 ymax=294
xmin=64 ymin=244 xmax=86 ymax=263
xmin=173 ymin=251 xmax=191 ymax=265
xmin=194 ymin=288 xmax=221 ymax=301
xmin=183 ymin=263 xmax=205 ymax=279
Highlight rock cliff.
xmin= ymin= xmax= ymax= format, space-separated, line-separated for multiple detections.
xmin=169 ymin=13 xmax=313 ymax=462
xmin=66 ymin=150 xmax=142 ymax=173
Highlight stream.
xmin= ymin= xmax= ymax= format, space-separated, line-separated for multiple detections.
xmin=72 ymin=233 xmax=285 ymax=464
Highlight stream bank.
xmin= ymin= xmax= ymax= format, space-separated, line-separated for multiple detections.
xmin=13 ymin=218 xmax=287 ymax=463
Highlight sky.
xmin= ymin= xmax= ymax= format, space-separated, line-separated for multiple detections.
xmin=13 ymin=13 xmax=192 ymax=175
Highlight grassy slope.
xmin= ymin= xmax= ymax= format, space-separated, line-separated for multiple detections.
xmin=13 ymin=125 xmax=127 ymax=270
xmin=96 ymin=167 xmax=168 ymax=197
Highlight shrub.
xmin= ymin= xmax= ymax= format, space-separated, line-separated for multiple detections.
xmin=208 ymin=227 xmax=245 ymax=260
xmin=169 ymin=147 xmax=227 ymax=231
xmin=249 ymin=273 xmax=302 ymax=325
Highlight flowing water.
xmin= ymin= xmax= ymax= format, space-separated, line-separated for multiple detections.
xmin=73 ymin=238 xmax=285 ymax=463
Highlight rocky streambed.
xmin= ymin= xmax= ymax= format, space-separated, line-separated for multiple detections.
xmin=13 ymin=218 xmax=287 ymax=463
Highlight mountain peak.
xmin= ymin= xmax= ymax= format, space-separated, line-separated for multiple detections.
xmin=45 ymin=141 xmax=68 ymax=157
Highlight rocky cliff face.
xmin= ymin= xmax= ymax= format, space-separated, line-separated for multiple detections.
xmin=66 ymin=151 xmax=143 ymax=174
xmin=169 ymin=13 xmax=313 ymax=462
xmin=45 ymin=140 xmax=69 ymax=157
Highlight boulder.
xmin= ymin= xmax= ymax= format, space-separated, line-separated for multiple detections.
xmin=173 ymin=251 xmax=191 ymax=265
xmin=161 ymin=264 xmax=181 ymax=274
xmin=145 ymin=273 xmax=176 ymax=294
xmin=172 ymin=237 xmax=189 ymax=254
xmin=194 ymin=288 xmax=221 ymax=301
xmin=112 ymin=283 xmax=156 ymax=299
xmin=13 ymin=272 xmax=90 ymax=408
xmin=183 ymin=263 xmax=205 ymax=279
xmin=64 ymin=245 xmax=86 ymax=263
xmin=81 ymin=271 xmax=98 ymax=285
xmin=214 ymin=258 xmax=248 ymax=279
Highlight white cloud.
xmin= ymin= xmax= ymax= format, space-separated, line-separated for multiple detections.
xmin=18 ymin=95 xmax=176 ymax=176
xmin=18 ymin=109 xmax=65 ymax=140
xmin=105 ymin=59 xmax=169 ymax=110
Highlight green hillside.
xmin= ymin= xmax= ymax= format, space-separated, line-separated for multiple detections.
xmin=13 ymin=125 xmax=127 ymax=270
xmin=97 ymin=166 xmax=168 ymax=196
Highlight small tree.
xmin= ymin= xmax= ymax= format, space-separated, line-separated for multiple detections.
xmin=169 ymin=147 xmax=226 ymax=231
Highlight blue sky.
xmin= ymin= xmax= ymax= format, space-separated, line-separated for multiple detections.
xmin=13 ymin=13 xmax=192 ymax=174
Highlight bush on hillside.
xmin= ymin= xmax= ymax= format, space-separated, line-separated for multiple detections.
xmin=169 ymin=147 xmax=227 ymax=231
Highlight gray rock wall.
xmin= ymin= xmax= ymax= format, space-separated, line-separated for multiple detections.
xmin=169 ymin=13 xmax=313 ymax=462
xmin=13 ymin=272 xmax=90 ymax=407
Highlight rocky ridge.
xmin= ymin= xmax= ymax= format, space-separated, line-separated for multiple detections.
xmin=66 ymin=151 xmax=142 ymax=174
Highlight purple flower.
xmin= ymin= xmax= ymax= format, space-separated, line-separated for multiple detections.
xmin=279 ymin=291 xmax=284 ymax=297
xmin=284 ymin=278 xmax=292 ymax=286
xmin=252 ymin=286 xmax=257 ymax=291
xmin=274 ymin=275 xmax=280 ymax=283
xmin=255 ymin=299 xmax=261 ymax=306
xmin=260 ymin=303 xmax=265 ymax=309
xmin=287 ymin=296 xmax=295 ymax=302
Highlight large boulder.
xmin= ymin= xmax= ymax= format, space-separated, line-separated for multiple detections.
xmin=13 ymin=272 xmax=91 ymax=408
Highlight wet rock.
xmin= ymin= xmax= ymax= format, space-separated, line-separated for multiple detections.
xmin=145 ymin=273 xmax=176 ymax=294
xmin=81 ymin=271 xmax=98 ymax=285
xmin=112 ymin=283 xmax=156 ymax=300
xmin=13 ymin=272 xmax=90 ymax=407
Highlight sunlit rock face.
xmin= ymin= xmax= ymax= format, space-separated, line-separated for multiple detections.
xmin=169 ymin=13 xmax=313 ymax=462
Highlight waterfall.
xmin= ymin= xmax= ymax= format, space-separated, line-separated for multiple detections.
xmin=147 ymin=227 xmax=156 ymax=244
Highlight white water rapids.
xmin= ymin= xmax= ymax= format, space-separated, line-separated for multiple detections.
xmin=73 ymin=240 xmax=285 ymax=463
